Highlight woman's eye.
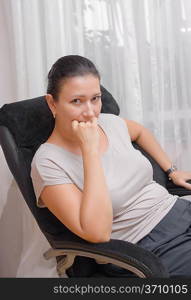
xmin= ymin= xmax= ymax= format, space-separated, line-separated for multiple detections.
xmin=72 ymin=99 xmax=81 ymax=104
xmin=71 ymin=96 xmax=101 ymax=104
xmin=91 ymin=96 xmax=101 ymax=102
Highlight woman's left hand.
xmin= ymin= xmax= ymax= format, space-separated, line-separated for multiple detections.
xmin=169 ymin=170 xmax=191 ymax=190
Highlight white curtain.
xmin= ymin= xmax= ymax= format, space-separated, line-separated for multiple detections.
xmin=0 ymin=0 xmax=191 ymax=277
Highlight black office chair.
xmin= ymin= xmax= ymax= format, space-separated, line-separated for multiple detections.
xmin=1 ymin=86 xmax=190 ymax=278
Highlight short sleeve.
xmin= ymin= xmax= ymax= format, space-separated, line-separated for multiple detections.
xmin=31 ymin=158 xmax=73 ymax=208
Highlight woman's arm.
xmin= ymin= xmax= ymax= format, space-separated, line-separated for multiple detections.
xmin=124 ymin=119 xmax=191 ymax=190
xmin=125 ymin=119 xmax=172 ymax=171
xmin=41 ymin=118 xmax=113 ymax=243
xmin=80 ymin=147 xmax=112 ymax=241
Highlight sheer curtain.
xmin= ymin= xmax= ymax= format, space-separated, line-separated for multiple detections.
xmin=0 ymin=0 xmax=191 ymax=277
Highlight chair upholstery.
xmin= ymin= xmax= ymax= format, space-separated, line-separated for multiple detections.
xmin=1 ymin=86 xmax=190 ymax=277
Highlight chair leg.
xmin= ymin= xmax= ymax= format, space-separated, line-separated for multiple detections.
xmin=44 ymin=247 xmax=76 ymax=277
xmin=56 ymin=254 xmax=76 ymax=277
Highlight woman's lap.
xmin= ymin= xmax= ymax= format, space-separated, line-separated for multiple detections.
xmin=137 ymin=198 xmax=191 ymax=277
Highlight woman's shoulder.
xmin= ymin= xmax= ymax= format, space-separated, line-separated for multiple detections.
xmin=99 ymin=113 xmax=125 ymax=123
xmin=32 ymin=143 xmax=52 ymax=159
xmin=98 ymin=113 xmax=127 ymax=129
xmin=31 ymin=143 xmax=62 ymax=169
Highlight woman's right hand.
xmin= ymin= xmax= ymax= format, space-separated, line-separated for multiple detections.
xmin=71 ymin=117 xmax=100 ymax=153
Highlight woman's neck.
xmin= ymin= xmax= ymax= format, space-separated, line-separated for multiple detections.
xmin=47 ymin=125 xmax=79 ymax=148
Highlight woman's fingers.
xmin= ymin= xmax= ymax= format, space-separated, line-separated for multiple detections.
xmin=92 ymin=117 xmax=98 ymax=126
xmin=72 ymin=118 xmax=97 ymax=129
xmin=181 ymin=181 xmax=191 ymax=190
xmin=174 ymin=178 xmax=191 ymax=190
xmin=72 ymin=120 xmax=78 ymax=130
xmin=79 ymin=122 xmax=85 ymax=128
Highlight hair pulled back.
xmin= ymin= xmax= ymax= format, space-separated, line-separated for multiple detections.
xmin=47 ymin=55 xmax=100 ymax=101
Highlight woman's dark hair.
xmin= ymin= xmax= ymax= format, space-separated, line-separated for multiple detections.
xmin=47 ymin=55 xmax=100 ymax=101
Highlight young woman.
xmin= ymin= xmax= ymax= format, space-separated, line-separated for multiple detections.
xmin=31 ymin=55 xmax=191 ymax=277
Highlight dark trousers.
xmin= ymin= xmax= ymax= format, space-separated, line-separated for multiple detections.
xmin=137 ymin=198 xmax=191 ymax=277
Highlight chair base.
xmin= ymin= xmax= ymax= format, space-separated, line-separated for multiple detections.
xmin=43 ymin=247 xmax=146 ymax=278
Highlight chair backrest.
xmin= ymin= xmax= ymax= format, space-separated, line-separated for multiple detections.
xmin=0 ymin=86 xmax=122 ymax=244
xmin=0 ymin=86 xmax=167 ymax=246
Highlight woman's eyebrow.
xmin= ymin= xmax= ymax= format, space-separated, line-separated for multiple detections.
xmin=71 ymin=92 xmax=102 ymax=98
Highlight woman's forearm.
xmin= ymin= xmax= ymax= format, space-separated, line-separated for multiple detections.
xmin=80 ymin=148 xmax=113 ymax=242
xmin=136 ymin=127 xmax=172 ymax=172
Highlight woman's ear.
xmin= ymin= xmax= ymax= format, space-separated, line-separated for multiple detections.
xmin=45 ymin=94 xmax=56 ymax=118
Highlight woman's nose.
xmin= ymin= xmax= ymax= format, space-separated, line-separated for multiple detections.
xmin=83 ymin=103 xmax=94 ymax=117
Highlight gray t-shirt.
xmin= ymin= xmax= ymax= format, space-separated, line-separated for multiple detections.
xmin=31 ymin=113 xmax=178 ymax=243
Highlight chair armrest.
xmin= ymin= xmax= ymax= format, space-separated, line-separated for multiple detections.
xmin=44 ymin=237 xmax=168 ymax=278
xmin=166 ymin=179 xmax=191 ymax=197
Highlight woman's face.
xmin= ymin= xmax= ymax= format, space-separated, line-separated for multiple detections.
xmin=46 ymin=74 xmax=102 ymax=133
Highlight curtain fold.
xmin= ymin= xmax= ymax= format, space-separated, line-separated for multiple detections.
xmin=0 ymin=0 xmax=191 ymax=277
